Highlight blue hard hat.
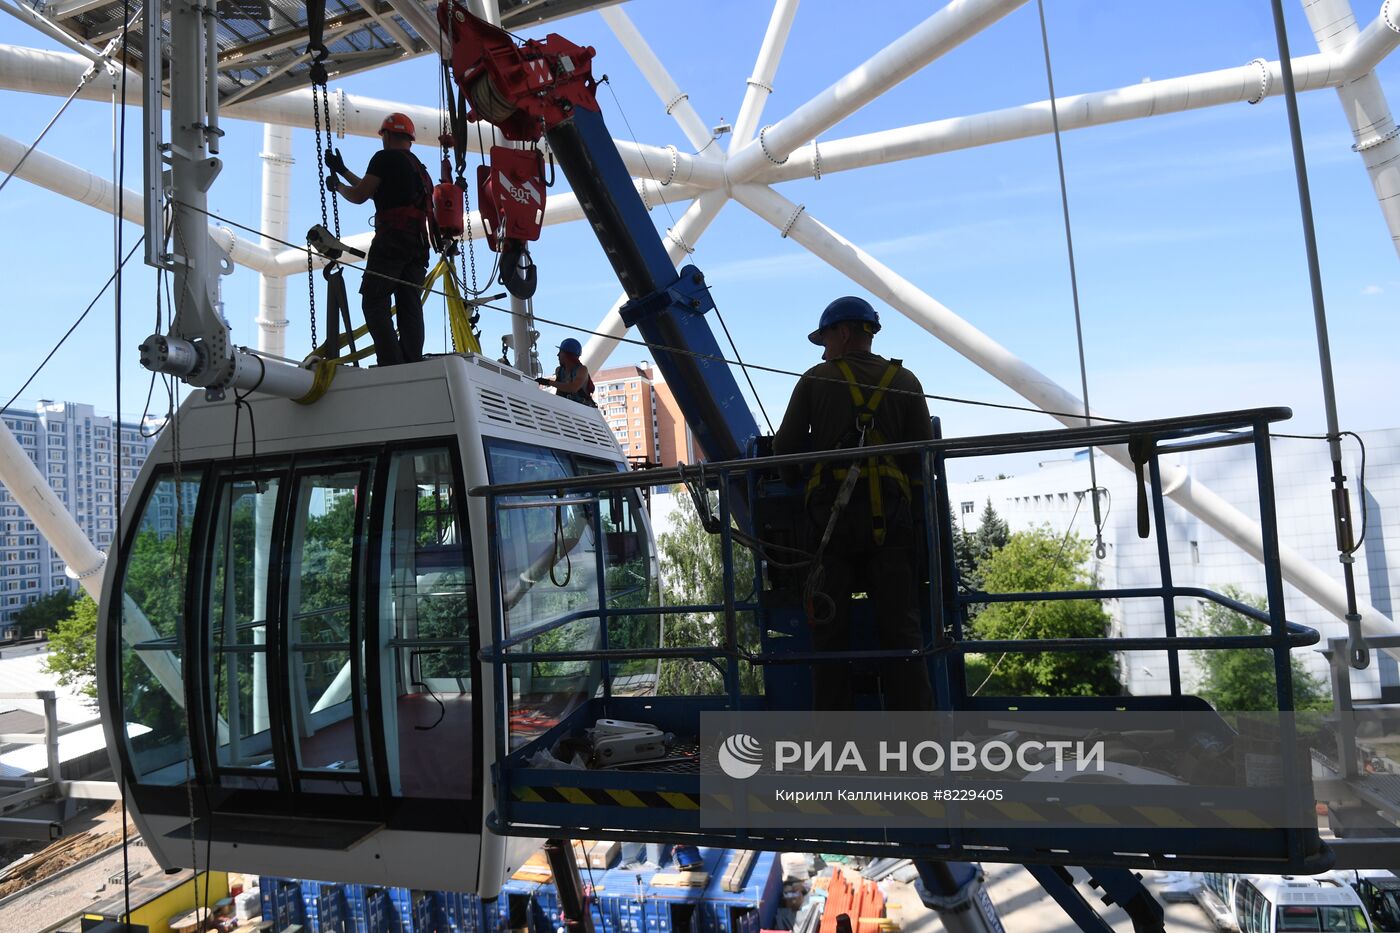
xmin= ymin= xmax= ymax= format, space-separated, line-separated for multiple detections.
xmin=808 ymin=296 xmax=880 ymax=345
xmin=558 ymin=338 xmax=583 ymax=356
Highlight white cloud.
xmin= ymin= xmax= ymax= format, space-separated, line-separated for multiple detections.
xmin=1362 ymin=284 xmax=1383 ymax=295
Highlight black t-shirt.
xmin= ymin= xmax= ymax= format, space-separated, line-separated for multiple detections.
xmin=366 ymin=149 xmax=427 ymax=214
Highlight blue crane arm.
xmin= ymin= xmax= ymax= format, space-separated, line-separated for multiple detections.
xmin=545 ymin=109 xmax=759 ymax=466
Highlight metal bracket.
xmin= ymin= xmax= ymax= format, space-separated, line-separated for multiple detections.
xmin=617 ymin=264 xmax=714 ymax=327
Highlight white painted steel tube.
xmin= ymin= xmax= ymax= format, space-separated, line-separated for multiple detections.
xmin=0 ymin=46 xmax=725 ymax=188
xmin=1346 ymin=4 xmax=1400 ymax=76
xmin=600 ymin=7 xmax=716 ymax=155
xmin=755 ymin=52 xmax=1344 ymax=184
xmin=732 ymin=181 xmax=1400 ymax=646
xmin=726 ymin=0 xmax=1029 ymax=184
xmin=581 ymin=188 xmax=729 ymax=371
xmin=257 ymin=125 xmax=294 ymax=356
xmin=1303 ymin=0 xmax=1400 ymax=258
xmin=0 ymin=131 xmax=277 ymax=274
xmin=729 ymin=0 xmax=801 ymax=156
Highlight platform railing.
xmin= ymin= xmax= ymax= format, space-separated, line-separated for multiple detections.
xmin=475 ymin=407 xmax=1314 ymax=708
xmin=472 ymin=407 xmax=1337 ymax=869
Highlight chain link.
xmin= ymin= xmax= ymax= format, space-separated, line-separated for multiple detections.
xmin=309 ymin=79 xmax=330 ymax=353
xmin=462 ymin=177 xmax=481 ymax=295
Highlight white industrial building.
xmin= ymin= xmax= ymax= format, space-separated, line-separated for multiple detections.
xmin=948 ymin=429 xmax=1400 ymax=700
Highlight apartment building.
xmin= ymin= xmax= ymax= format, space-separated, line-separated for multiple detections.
xmin=593 ymin=363 xmax=702 ymax=467
xmin=0 ymin=401 xmax=158 ymax=635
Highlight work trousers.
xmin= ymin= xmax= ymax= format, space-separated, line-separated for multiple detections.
xmin=361 ymin=233 xmax=427 ymax=366
xmin=807 ymin=484 xmax=934 ymax=711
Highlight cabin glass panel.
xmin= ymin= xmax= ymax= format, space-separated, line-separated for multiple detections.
xmin=117 ymin=471 xmax=199 ymax=785
xmin=485 ymin=440 xmax=660 ymax=743
xmin=207 ymin=475 xmax=282 ymax=785
xmin=378 ymin=447 xmax=475 ymax=800
xmin=287 ymin=467 xmax=368 ymax=791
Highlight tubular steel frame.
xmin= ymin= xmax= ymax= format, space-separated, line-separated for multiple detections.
xmin=473 ymin=406 xmax=1334 ymax=872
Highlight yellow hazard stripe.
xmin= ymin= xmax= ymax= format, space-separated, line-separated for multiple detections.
xmin=1133 ymin=806 xmax=1194 ymax=828
xmin=606 ymin=789 xmax=648 ymax=808
xmin=658 ymin=791 xmax=700 ymax=811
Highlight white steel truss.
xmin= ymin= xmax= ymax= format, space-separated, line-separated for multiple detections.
xmin=0 ymin=0 xmax=1395 ymax=652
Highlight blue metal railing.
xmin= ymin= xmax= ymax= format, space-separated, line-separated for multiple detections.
xmin=469 ymin=406 xmax=1330 ymax=870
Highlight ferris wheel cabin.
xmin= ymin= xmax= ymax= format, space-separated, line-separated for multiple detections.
xmin=96 ymin=353 xmax=658 ymax=893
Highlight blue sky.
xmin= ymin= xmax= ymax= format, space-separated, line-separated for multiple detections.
xmin=0 ymin=0 xmax=1397 ymax=468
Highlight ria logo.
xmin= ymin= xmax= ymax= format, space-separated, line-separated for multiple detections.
xmin=717 ymin=734 xmax=763 ymax=780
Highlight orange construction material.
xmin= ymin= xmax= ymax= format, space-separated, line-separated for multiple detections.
xmin=818 ymin=868 xmax=886 ymax=933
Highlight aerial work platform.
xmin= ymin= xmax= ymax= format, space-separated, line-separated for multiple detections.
xmin=475 ymin=407 xmax=1332 ymax=874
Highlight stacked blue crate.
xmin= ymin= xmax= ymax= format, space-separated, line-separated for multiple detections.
xmin=255 ymin=848 xmax=776 ymax=933
xmin=320 ymin=883 xmax=350 ymax=933
xmin=446 ymin=892 xmax=489 ymax=933
xmin=698 ymin=851 xmax=780 ymax=933
xmin=412 ymin=890 xmax=451 ymax=933
xmin=267 ymin=878 xmax=307 ymax=931
xmin=365 ymin=887 xmax=399 ymax=933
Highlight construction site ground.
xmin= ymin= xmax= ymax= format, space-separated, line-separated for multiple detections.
xmin=0 ymin=838 xmax=1218 ymax=933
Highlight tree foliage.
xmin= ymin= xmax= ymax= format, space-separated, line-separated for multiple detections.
xmin=14 ymin=589 xmax=78 ymax=639
xmin=968 ymin=527 xmax=1121 ymax=697
xmin=44 ymin=593 xmax=99 ymax=698
xmin=1187 ymin=587 xmax=1330 ymax=712
xmin=656 ymin=494 xmax=762 ymax=696
xmin=967 ymin=499 xmax=1009 ymax=583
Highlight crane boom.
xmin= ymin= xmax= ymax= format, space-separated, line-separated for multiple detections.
xmin=439 ymin=3 xmax=759 ymax=468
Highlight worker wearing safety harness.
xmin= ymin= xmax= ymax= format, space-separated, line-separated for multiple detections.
xmin=773 ymin=296 xmax=935 ymax=711
xmin=326 ymin=112 xmax=433 ymax=366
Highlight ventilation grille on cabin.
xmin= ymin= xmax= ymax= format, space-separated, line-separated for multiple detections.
xmin=476 ymin=388 xmax=616 ymax=449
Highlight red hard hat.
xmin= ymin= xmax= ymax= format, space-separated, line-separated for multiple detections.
xmin=379 ymin=112 xmax=416 ymax=140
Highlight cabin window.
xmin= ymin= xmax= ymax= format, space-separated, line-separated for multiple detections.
xmin=286 ymin=467 xmax=369 ymax=794
xmin=376 ymin=447 xmax=476 ymax=800
xmin=485 ymin=439 xmax=603 ymax=746
xmin=485 ymin=440 xmax=660 ymax=742
xmin=207 ymin=474 xmax=284 ymax=788
xmin=115 ymin=471 xmax=200 ymax=785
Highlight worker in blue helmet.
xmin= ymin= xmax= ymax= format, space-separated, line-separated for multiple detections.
xmin=774 ymin=296 xmax=934 ymax=711
xmin=536 ymin=337 xmax=596 ymax=406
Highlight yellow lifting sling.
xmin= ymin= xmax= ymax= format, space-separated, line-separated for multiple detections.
xmin=805 ymin=359 xmax=912 ymax=545
xmin=296 ymin=257 xmax=483 ymax=405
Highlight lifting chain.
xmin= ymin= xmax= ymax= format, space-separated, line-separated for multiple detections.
xmin=307 ymin=70 xmax=345 ymax=355
xmin=461 ymin=169 xmax=482 ymax=296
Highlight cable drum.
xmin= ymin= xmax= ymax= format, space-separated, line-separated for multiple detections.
xmin=469 ymin=72 xmax=517 ymax=124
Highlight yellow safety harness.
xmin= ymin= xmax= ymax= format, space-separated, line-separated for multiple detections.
xmin=805 ymin=358 xmax=911 ymax=545
xmin=295 ymin=257 xmax=483 ymax=405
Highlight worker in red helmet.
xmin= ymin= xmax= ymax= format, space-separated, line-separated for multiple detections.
xmin=773 ymin=296 xmax=934 ymax=711
xmin=324 ymin=112 xmax=434 ymax=366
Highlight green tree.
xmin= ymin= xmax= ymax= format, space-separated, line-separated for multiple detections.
xmin=656 ymin=494 xmax=762 ymax=695
xmin=1187 ymin=588 xmax=1330 ymax=711
xmin=968 ymin=499 xmax=1009 ymax=580
xmin=44 ymin=593 xmax=99 ymax=698
xmin=946 ymin=503 xmax=977 ymax=588
xmin=968 ymin=526 xmax=1121 ymax=697
xmin=13 ymin=589 xmax=78 ymax=639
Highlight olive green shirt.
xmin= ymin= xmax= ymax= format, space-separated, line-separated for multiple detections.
xmin=772 ymin=350 xmax=933 ymax=485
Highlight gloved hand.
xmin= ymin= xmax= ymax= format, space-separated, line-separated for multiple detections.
xmin=324 ymin=148 xmax=346 ymax=176
xmin=535 ymin=377 xmax=551 ymax=386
